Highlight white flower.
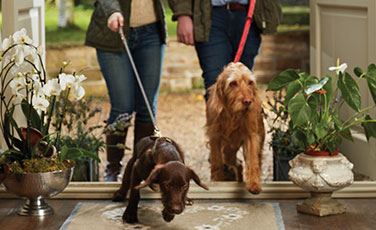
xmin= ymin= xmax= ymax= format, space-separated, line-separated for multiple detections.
xmin=13 ymin=28 xmax=32 ymax=44
xmin=32 ymin=94 xmax=49 ymax=113
xmin=43 ymin=78 xmax=61 ymax=97
xmin=329 ymin=63 xmax=348 ymax=75
xmin=9 ymin=76 xmax=26 ymax=90
xmin=58 ymin=73 xmax=75 ymax=90
xmin=72 ymin=85 xmax=85 ymax=100
xmin=74 ymin=74 xmax=87 ymax=84
xmin=2 ymin=36 xmax=12 ymax=50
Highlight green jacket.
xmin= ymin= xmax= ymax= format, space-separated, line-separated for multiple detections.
xmin=85 ymin=0 xmax=167 ymax=52
xmin=168 ymin=0 xmax=212 ymax=43
xmin=168 ymin=0 xmax=282 ymax=42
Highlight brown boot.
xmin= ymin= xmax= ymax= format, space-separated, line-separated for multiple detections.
xmin=133 ymin=122 xmax=155 ymax=149
xmin=104 ymin=132 xmax=127 ymax=182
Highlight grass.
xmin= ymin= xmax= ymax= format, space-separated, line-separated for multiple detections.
xmin=0 ymin=3 xmax=307 ymax=44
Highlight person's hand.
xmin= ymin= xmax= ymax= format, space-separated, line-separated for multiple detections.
xmin=107 ymin=12 xmax=124 ymax=32
xmin=177 ymin=15 xmax=194 ymax=46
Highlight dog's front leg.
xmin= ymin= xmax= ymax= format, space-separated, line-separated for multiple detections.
xmin=223 ymin=145 xmax=243 ymax=182
xmin=243 ymin=135 xmax=262 ymax=194
xmin=113 ymin=157 xmax=137 ymax=202
xmin=123 ymin=165 xmax=142 ymax=223
xmin=209 ymin=137 xmax=225 ymax=181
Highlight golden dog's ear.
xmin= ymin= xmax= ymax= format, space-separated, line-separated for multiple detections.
xmin=134 ymin=164 xmax=164 ymax=191
xmin=207 ymin=73 xmax=225 ymax=114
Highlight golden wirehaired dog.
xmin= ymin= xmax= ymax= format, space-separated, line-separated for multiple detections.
xmin=206 ymin=62 xmax=265 ymax=194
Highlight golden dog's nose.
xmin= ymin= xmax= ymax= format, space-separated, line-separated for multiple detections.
xmin=242 ymin=98 xmax=252 ymax=106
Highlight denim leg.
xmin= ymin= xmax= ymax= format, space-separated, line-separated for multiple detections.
xmin=195 ymin=8 xmax=261 ymax=99
xmin=96 ymin=49 xmax=135 ymax=124
xmin=129 ymin=23 xmax=165 ymax=123
xmin=195 ymin=8 xmax=233 ymax=92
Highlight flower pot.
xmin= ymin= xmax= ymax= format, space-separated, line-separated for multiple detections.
xmin=273 ymin=154 xmax=295 ymax=181
xmin=71 ymin=159 xmax=99 ymax=181
xmin=288 ymin=152 xmax=354 ymax=216
xmin=2 ymin=167 xmax=73 ymax=216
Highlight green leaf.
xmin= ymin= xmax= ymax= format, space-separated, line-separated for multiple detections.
xmin=365 ymin=68 xmax=376 ymax=104
xmin=285 ymin=80 xmax=302 ymax=105
xmin=332 ymin=114 xmax=343 ymax=130
xmin=292 ymin=130 xmax=307 ymax=150
xmin=59 ymin=145 xmax=68 ymax=162
xmin=306 ymin=131 xmax=316 ymax=146
xmin=340 ymin=128 xmax=353 ymax=142
xmin=288 ymin=94 xmax=311 ymax=127
xmin=367 ymin=63 xmax=376 ymax=72
xmin=354 ymin=67 xmax=363 ymax=78
xmin=361 ymin=114 xmax=376 ymax=141
xmin=314 ymin=123 xmax=328 ymax=139
xmin=326 ymin=135 xmax=342 ymax=154
xmin=21 ymin=99 xmax=41 ymax=130
xmin=338 ymin=72 xmax=361 ymax=112
xmin=266 ymin=69 xmax=300 ymax=91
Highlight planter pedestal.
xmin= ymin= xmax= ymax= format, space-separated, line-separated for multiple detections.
xmin=296 ymin=192 xmax=346 ymax=216
xmin=289 ymin=153 xmax=354 ymax=216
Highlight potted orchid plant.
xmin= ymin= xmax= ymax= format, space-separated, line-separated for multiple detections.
xmin=266 ymin=60 xmax=376 ymax=155
xmin=0 ymin=28 xmax=99 ymax=174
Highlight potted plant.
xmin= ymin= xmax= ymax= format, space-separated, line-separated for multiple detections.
xmin=266 ymin=59 xmax=376 ymax=216
xmin=265 ymin=91 xmax=303 ymax=181
xmin=54 ymin=96 xmax=105 ymax=181
xmin=0 ymin=28 xmax=100 ymax=216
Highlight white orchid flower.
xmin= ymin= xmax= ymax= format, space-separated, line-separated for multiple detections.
xmin=43 ymin=78 xmax=61 ymax=97
xmin=32 ymin=94 xmax=50 ymax=113
xmin=329 ymin=63 xmax=348 ymax=75
xmin=58 ymin=73 xmax=75 ymax=90
xmin=13 ymin=28 xmax=33 ymax=44
xmin=72 ymin=85 xmax=85 ymax=100
xmin=2 ymin=36 xmax=12 ymax=51
xmin=31 ymin=74 xmax=43 ymax=94
xmin=9 ymin=76 xmax=26 ymax=91
xmin=74 ymin=74 xmax=87 ymax=84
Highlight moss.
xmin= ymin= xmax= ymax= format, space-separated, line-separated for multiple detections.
xmin=8 ymin=158 xmax=75 ymax=174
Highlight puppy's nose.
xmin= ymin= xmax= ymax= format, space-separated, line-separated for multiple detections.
xmin=242 ymin=98 xmax=252 ymax=106
xmin=171 ymin=205 xmax=183 ymax=214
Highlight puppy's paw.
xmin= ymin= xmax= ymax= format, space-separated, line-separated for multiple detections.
xmin=123 ymin=209 xmax=138 ymax=223
xmin=112 ymin=189 xmax=126 ymax=202
xmin=162 ymin=209 xmax=175 ymax=222
xmin=246 ymin=182 xmax=262 ymax=194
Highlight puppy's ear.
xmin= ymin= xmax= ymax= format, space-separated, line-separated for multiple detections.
xmin=134 ymin=164 xmax=165 ymax=190
xmin=187 ymin=166 xmax=209 ymax=190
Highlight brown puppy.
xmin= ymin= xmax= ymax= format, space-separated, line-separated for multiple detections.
xmin=206 ymin=62 xmax=265 ymax=194
xmin=113 ymin=136 xmax=208 ymax=223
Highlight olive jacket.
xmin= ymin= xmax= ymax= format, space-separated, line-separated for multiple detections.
xmin=85 ymin=0 xmax=167 ymax=52
xmin=168 ymin=0 xmax=282 ymax=42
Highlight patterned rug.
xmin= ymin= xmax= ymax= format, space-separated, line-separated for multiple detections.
xmin=60 ymin=201 xmax=284 ymax=230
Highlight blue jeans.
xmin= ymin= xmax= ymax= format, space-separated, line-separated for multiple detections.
xmin=97 ymin=22 xmax=165 ymax=124
xmin=195 ymin=7 xmax=261 ymax=95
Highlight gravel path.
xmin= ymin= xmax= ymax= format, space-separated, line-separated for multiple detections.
xmin=97 ymin=90 xmax=274 ymax=182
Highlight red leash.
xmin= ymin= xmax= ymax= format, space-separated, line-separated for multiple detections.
xmin=233 ymin=0 xmax=256 ymax=63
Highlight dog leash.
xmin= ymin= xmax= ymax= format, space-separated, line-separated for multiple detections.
xmin=119 ymin=28 xmax=161 ymax=137
xmin=233 ymin=0 xmax=256 ymax=63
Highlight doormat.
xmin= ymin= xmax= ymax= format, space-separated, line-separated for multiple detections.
xmin=60 ymin=201 xmax=285 ymax=230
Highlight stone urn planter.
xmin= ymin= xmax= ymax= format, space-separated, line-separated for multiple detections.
xmin=288 ymin=152 xmax=354 ymax=216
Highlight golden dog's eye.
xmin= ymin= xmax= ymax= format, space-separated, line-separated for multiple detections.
xmin=248 ymin=80 xmax=254 ymax=86
xmin=230 ymin=81 xmax=237 ymax=87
